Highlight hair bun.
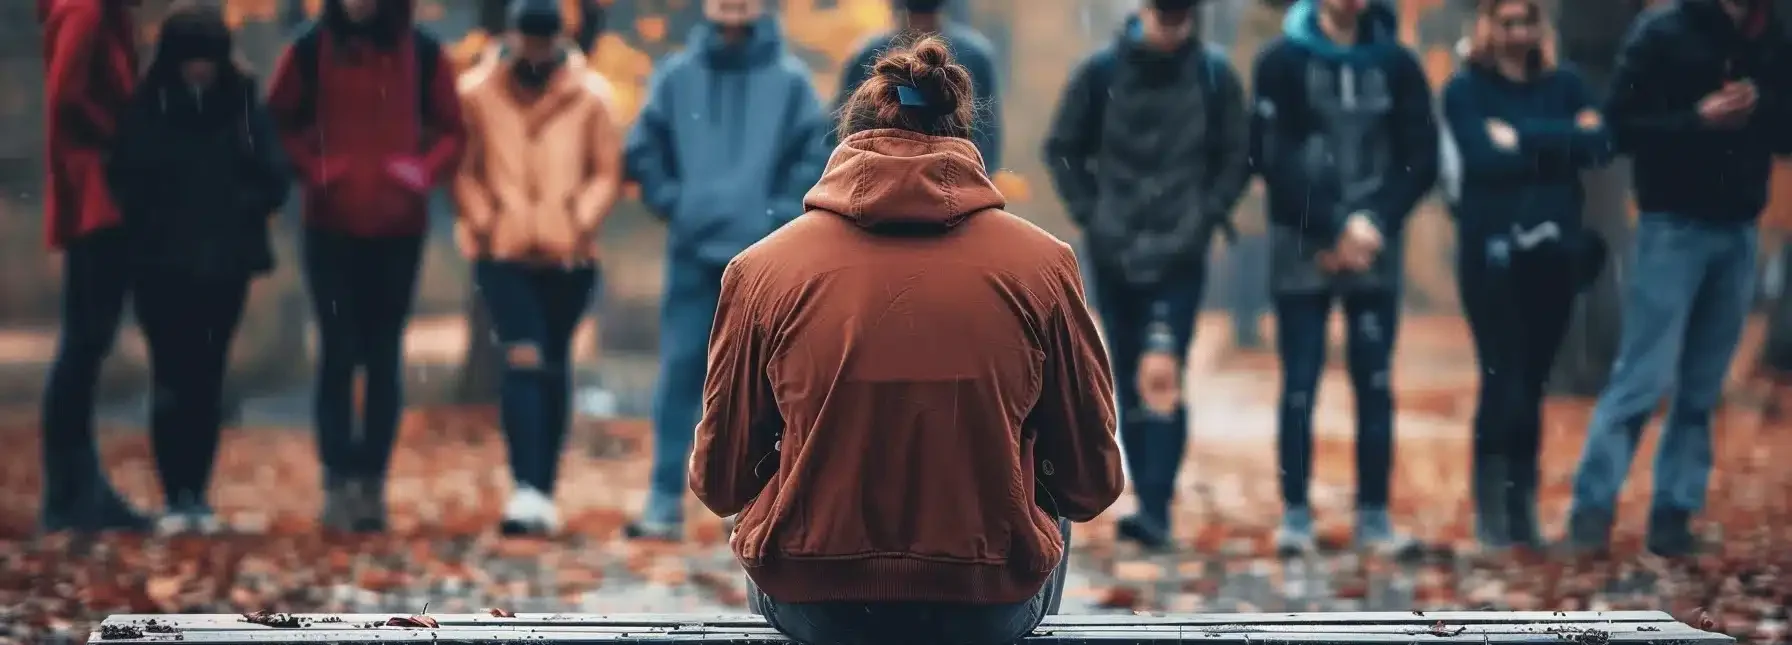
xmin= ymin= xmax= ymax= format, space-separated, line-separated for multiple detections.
xmin=837 ymin=35 xmax=977 ymax=140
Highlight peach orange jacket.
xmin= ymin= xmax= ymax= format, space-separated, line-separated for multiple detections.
xmin=454 ymin=46 xmax=622 ymax=265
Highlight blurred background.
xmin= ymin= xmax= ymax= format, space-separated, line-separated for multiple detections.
xmin=0 ymin=0 xmax=1790 ymax=641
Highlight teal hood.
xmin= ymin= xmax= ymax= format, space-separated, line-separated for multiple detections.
xmin=1282 ymin=0 xmax=1401 ymax=61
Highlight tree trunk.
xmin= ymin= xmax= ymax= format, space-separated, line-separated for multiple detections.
xmin=455 ymin=0 xmax=513 ymax=405
xmin=1547 ymin=0 xmax=1645 ymax=396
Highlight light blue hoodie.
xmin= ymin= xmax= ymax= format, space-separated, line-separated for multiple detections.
xmin=624 ymin=15 xmax=830 ymax=266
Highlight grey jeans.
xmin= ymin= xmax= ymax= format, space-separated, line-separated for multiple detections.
xmin=749 ymin=518 xmax=1072 ymax=645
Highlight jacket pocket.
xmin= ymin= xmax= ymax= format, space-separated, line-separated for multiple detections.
xmin=317 ymin=158 xmax=410 ymax=224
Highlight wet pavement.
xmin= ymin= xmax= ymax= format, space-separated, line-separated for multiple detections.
xmin=0 ymin=316 xmax=1787 ymax=643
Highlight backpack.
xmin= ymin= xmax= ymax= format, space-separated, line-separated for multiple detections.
xmin=287 ymin=22 xmax=441 ymax=126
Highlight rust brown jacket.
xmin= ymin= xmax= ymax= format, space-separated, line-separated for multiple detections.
xmin=453 ymin=46 xmax=621 ymax=265
xmin=688 ymin=129 xmax=1123 ymax=604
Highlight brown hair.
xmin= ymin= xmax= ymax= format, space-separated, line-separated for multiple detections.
xmin=837 ymin=36 xmax=976 ymax=141
xmin=1465 ymin=0 xmax=1557 ymax=73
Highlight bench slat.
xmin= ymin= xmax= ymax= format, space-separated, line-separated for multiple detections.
xmin=91 ymin=612 xmax=1731 ymax=645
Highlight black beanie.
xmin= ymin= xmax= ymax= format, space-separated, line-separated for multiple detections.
xmin=510 ymin=0 xmax=564 ymax=37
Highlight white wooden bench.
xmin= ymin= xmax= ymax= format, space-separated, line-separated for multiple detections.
xmin=90 ymin=611 xmax=1730 ymax=643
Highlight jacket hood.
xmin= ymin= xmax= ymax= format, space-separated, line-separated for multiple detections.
xmin=804 ymin=129 xmax=1003 ymax=230
xmin=1282 ymin=0 xmax=1400 ymax=60
xmin=1114 ymin=13 xmax=1204 ymax=63
xmin=688 ymin=14 xmax=785 ymax=68
xmin=461 ymin=43 xmax=591 ymax=97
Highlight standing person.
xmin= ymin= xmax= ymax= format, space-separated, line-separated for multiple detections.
xmin=1249 ymin=0 xmax=1438 ymax=556
xmin=36 ymin=0 xmax=152 ymax=533
xmin=1441 ymin=0 xmax=1614 ymax=551
xmin=1566 ymin=0 xmax=1791 ymax=557
xmin=1205 ymin=0 xmax=1272 ymax=350
xmin=105 ymin=1 xmax=291 ymax=535
xmin=267 ymin=0 xmax=465 ymax=533
xmin=690 ymin=37 xmax=1122 ymax=645
xmin=622 ymin=0 xmax=830 ymax=540
xmin=833 ymin=0 xmax=1002 ymax=172
xmin=1043 ymin=0 xmax=1251 ymax=549
xmin=454 ymin=0 xmax=622 ymax=536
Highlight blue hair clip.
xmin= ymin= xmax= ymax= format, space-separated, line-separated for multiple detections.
xmin=895 ymin=85 xmax=929 ymax=108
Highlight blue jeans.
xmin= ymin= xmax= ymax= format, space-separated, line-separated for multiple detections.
xmin=1087 ymin=267 xmax=1205 ymax=527
xmin=1571 ymin=213 xmax=1758 ymax=515
xmin=750 ymin=518 xmax=1071 ymax=645
xmin=645 ymin=259 xmax=727 ymax=526
xmin=1275 ymin=289 xmax=1399 ymax=509
xmin=475 ymin=261 xmax=597 ymax=494
xmin=1226 ymin=233 xmax=1271 ymax=345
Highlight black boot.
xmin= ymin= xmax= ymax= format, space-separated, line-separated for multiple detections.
xmin=1645 ymin=507 xmax=1697 ymax=557
xmin=1115 ymin=513 xmax=1172 ymax=550
xmin=40 ymin=447 xmax=149 ymax=534
xmin=1564 ymin=505 xmax=1614 ymax=554
xmin=1472 ymin=455 xmax=1512 ymax=549
xmin=1506 ymin=474 xmax=1542 ymax=549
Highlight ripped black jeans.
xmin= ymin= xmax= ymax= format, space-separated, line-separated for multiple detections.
xmin=1275 ymin=290 xmax=1399 ymax=510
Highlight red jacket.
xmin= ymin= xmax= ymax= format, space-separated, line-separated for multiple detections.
xmin=265 ymin=0 xmax=464 ymax=238
xmin=39 ymin=0 xmax=138 ymax=250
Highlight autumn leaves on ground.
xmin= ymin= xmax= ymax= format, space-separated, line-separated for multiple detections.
xmin=0 ymin=316 xmax=1788 ymax=643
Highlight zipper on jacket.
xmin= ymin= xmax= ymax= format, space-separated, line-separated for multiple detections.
xmin=1340 ymin=65 xmax=1357 ymax=111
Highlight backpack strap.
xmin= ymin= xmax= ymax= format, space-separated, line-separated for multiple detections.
xmin=290 ymin=22 xmax=323 ymax=125
xmin=412 ymin=29 xmax=441 ymax=124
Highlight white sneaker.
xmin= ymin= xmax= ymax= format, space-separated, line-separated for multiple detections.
xmin=155 ymin=512 xmax=192 ymax=537
xmin=499 ymin=486 xmax=559 ymax=536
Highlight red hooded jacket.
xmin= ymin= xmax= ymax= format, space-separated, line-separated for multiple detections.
xmin=39 ymin=0 xmax=138 ymax=250
xmin=266 ymin=0 xmax=464 ymax=238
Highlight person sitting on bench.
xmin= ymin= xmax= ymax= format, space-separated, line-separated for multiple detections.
xmin=687 ymin=36 xmax=1125 ymax=645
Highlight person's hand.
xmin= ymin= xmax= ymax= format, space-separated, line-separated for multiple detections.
xmin=1136 ymin=350 xmax=1182 ymax=416
xmin=1340 ymin=212 xmax=1383 ymax=255
xmin=385 ymin=156 xmax=430 ymax=193
xmin=1317 ymin=247 xmax=1374 ymax=273
xmin=1486 ymin=118 xmax=1519 ymax=151
xmin=1575 ymin=108 xmax=1603 ymax=131
xmin=1698 ymin=81 xmax=1757 ymax=129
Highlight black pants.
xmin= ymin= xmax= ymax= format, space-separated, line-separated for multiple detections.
xmin=1087 ymin=266 xmax=1205 ymax=526
xmin=1459 ymin=238 xmax=1576 ymax=544
xmin=302 ymin=230 xmax=424 ymax=486
xmin=41 ymin=228 xmax=132 ymax=512
xmin=135 ymin=272 xmax=250 ymax=510
xmin=474 ymin=261 xmax=596 ymax=494
xmin=750 ymin=518 xmax=1072 ymax=645
xmin=1275 ymin=289 xmax=1398 ymax=509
